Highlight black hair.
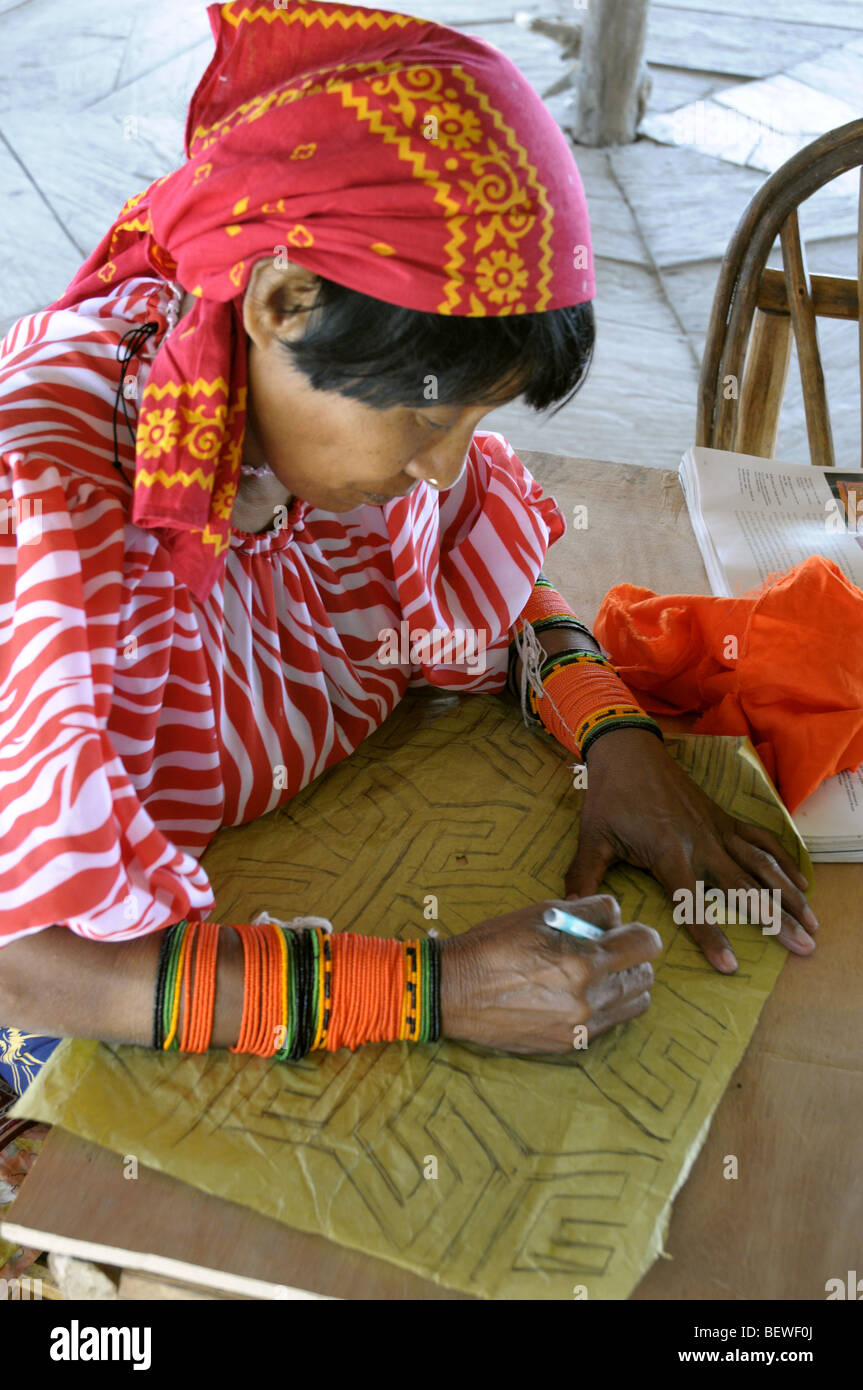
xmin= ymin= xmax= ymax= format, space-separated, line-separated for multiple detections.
xmin=277 ymin=274 xmax=594 ymax=416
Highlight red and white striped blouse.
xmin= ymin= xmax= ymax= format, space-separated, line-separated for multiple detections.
xmin=0 ymin=274 xmax=565 ymax=947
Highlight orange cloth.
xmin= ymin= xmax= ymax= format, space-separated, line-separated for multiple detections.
xmin=593 ymin=555 xmax=863 ymax=813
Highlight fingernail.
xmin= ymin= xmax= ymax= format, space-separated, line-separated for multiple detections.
xmin=802 ymin=905 xmax=819 ymax=932
xmin=719 ymin=949 xmax=738 ymax=972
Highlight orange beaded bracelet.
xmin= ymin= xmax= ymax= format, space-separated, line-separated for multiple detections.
xmin=509 ymin=578 xmax=663 ymax=761
xmin=153 ymin=919 xmax=441 ymax=1058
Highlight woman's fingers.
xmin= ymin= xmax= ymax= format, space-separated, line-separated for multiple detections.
xmin=537 ymin=899 xmax=662 ymax=1046
xmin=549 ymin=892 xmax=623 ymax=933
xmin=543 ymin=897 xmax=661 ymax=968
xmin=587 ymin=990 xmax=652 ymax=1041
xmin=731 ymin=819 xmax=810 ymax=894
xmin=542 ymin=908 xmax=663 ymax=1002
xmin=657 ymin=857 xmax=739 ymax=972
xmin=592 ymin=920 xmax=664 ymax=974
xmin=563 ymin=824 xmax=619 ymax=899
xmin=652 ymin=818 xmax=817 ymax=971
xmin=704 ymin=851 xmax=816 ymax=956
xmin=585 ymin=959 xmax=655 ymax=1015
xmin=725 ymin=830 xmax=819 ymax=935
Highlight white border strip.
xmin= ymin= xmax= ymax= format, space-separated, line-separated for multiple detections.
xmin=0 ymin=1221 xmax=335 ymax=1300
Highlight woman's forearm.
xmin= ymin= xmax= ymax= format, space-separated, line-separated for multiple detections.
xmin=0 ymin=924 xmax=245 ymax=1049
xmin=0 ymin=914 xmax=664 ymax=1061
xmin=0 ymin=925 xmax=461 ymax=1055
xmin=510 ymin=623 xmax=602 ymax=691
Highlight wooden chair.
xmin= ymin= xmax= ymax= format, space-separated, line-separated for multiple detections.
xmin=697 ymin=118 xmax=863 ymax=468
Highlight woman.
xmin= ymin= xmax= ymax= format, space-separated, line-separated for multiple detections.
xmin=0 ymin=0 xmax=817 ymax=1091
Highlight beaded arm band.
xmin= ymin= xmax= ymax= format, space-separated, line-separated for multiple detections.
xmin=153 ymin=920 xmax=441 ymax=1058
xmin=508 ymin=576 xmax=663 ymax=762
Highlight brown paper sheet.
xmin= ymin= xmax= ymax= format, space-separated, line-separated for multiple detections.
xmin=14 ymin=691 xmax=811 ymax=1299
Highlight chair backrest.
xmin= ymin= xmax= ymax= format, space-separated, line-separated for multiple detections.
xmin=697 ymin=118 xmax=863 ymax=468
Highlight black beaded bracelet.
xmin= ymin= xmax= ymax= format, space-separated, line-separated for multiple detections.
xmin=288 ymin=926 xmax=313 ymax=1061
xmin=580 ymin=716 xmax=665 ymax=761
xmin=427 ymin=937 xmax=441 ymax=1043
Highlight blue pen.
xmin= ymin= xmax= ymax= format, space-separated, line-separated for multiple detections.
xmin=542 ymin=907 xmax=605 ymax=940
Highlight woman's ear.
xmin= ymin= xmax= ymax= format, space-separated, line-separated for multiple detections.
xmin=242 ymin=258 xmax=320 ymax=350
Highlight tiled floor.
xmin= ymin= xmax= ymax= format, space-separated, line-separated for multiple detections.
xmin=1 ymin=0 xmax=862 ymax=468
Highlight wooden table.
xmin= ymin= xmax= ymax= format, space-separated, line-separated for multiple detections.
xmin=5 ymin=453 xmax=861 ymax=1300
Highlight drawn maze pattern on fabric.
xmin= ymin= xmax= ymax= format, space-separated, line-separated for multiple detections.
xmin=23 ymin=692 xmax=804 ymax=1298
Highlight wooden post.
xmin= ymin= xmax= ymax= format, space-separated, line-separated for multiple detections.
xmin=571 ymin=0 xmax=651 ymax=147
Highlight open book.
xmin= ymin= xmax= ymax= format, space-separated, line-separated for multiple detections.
xmin=679 ymin=446 xmax=863 ymax=861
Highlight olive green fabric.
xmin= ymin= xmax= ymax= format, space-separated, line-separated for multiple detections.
xmin=14 ymin=692 xmax=809 ymax=1299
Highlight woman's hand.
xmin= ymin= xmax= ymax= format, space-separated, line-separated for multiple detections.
xmin=439 ymin=894 xmax=662 ymax=1054
xmin=565 ymin=728 xmax=820 ymax=974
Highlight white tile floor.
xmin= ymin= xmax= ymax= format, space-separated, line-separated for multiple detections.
xmin=2 ymin=0 xmax=862 ymax=469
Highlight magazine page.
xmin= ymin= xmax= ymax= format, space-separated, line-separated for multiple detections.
xmin=792 ymin=766 xmax=863 ymax=843
xmin=681 ymin=447 xmax=863 ymax=596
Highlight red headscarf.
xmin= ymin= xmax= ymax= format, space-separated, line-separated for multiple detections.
xmin=55 ymin=0 xmax=595 ymax=603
